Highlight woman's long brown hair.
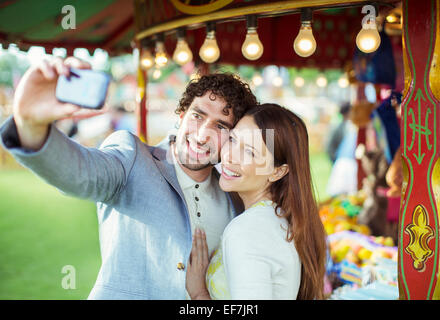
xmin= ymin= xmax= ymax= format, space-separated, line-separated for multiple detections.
xmin=245 ymin=103 xmax=327 ymax=300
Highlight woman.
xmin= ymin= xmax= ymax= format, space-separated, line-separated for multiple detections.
xmin=185 ymin=103 xmax=327 ymax=300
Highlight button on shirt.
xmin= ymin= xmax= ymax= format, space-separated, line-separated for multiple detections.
xmin=172 ymin=148 xmax=233 ymax=257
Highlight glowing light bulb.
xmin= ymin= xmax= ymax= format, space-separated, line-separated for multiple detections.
xmin=316 ymin=75 xmax=327 ymax=87
xmin=199 ymin=31 xmax=220 ymax=63
xmin=252 ymin=74 xmax=263 ymax=86
xmin=140 ymin=49 xmax=154 ymax=70
xmin=338 ymin=75 xmax=349 ymax=88
xmin=242 ymin=28 xmax=264 ymax=60
xmin=173 ymin=39 xmax=193 ymax=66
xmin=293 ymin=21 xmax=316 ymax=57
xmin=356 ymin=21 xmax=381 ymax=53
xmin=152 ymin=68 xmax=162 ymax=79
xmin=294 ymin=77 xmax=305 ymax=87
xmin=155 ymin=41 xmax=168 ymax=67
xmin=189 ymin=72 xmax=200 ymax=81
xmin=272 ymin=76 xmax=283 ymax=87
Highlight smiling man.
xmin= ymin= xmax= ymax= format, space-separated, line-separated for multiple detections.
xmin=0 ymin=57 xmax=258 ymax=300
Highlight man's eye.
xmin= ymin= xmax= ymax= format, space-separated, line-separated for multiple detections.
xmin=192 ymin=113 xmax=202 ymax=120
xmin=218 ymin=124 xmax=228 ymax=131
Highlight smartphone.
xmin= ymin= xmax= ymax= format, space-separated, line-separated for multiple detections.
xmin=55 ymin=68 xmax=111 ymax=109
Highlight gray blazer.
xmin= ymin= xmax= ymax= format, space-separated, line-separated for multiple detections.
xmin=0 ymin=116 xmax=243 ymax=299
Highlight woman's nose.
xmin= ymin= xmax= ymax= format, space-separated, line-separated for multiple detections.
xmin=221 ymin=141 xmax=238 ymax=164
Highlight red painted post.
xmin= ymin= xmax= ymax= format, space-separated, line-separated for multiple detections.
xmin=399 ymin=0 xmax=440 ymax=300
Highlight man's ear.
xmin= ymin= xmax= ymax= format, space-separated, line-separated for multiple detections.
xmin=178 ymin=112 xmax=185 ymax=127
xmin=268 ymin=164 xmax=289 ymax=182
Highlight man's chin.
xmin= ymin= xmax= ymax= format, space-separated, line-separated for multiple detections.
xmin=179 ymin=162 xmax=213 ymax=171
xmin=176 ymin=152 xmax=217 ymax=171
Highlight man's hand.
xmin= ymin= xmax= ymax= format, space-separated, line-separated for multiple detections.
xmin=13 ymin=57 xmax=105 ymax=150
xmin=185 ymin=228 xmax=211 ymax=300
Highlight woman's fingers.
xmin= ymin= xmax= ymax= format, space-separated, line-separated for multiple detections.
xmin=200 ymin=230 xmax=209 ymax=265
xmin=194 ymin=228 xmax=209 ymax=267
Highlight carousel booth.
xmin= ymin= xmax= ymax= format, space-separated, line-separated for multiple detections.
xmin=1 ymin=0 xmax=439 ymax=300
xmin=132 ymin=0 xmax=439 ymax=300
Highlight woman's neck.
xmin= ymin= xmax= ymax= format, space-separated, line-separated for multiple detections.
xmin=239 ymin=190 xmax=273 ymax=210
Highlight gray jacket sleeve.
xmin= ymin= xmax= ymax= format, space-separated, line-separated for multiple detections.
xmin=0 ymin=116 xmax=137 ymax=203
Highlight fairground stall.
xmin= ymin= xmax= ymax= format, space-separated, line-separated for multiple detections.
xmin=0 ymin=0 xmax=438 ymax=300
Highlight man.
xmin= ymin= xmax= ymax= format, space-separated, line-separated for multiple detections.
xmin=0 ymin=57 xmax=258 ymax=299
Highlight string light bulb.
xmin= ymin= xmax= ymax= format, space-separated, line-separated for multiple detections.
xmin=199 ymin=22 xmax=220 ymax=63
xmin=152 ymin=68 xmax=162 ymax=80
xmin=173 ymin=28 xmax=193 ymax=66
xmin=316 ymin=74 xmax=327 ymax=87
xmin=140 ymin=38 xmax=154 ymax=70
xmin=242 ymin=15 xmax=264 ymax=60
xmin=293 ymin=8 xmax=316 ymax=57
xmin=154 ymin=34 xmax=168 ymax=67
xmin=356 ymin=23 xmax=381 ymax=53
xmin=338 ymin=74 xmax=349 ymax=88
xmin=294 ymin=76 xmax=305 ymax=87
xmin=252 ymin=73 xmax=263 ymax=86
xmin=356 ymin=5 xmax=381 ymax=53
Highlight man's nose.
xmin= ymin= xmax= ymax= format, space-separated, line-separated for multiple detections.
xmin=195 ymin=122 xmax=213 ymax=144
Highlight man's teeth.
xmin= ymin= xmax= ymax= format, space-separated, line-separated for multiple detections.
xmin=223 ymin=167 xmax=241 ymax=177
xmin=189 ymin=143 xmax=209 ymax=154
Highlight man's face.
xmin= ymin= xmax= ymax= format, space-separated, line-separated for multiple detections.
xmin=175 ymin=91 xmax=235 ymax=171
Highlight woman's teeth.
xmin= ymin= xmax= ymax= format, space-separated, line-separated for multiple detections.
xmin=223 ymin=167 xmax=241 ymax=177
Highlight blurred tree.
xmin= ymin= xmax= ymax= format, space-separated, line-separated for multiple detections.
xmin=0 ymin=51 xmax=29 ymax=87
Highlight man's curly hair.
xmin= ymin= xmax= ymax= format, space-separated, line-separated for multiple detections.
xmin=175 ymin=73 xmax=258 ymax=125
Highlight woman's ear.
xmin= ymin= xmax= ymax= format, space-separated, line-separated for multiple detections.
xmin=269 ymin=164 xmax=289 ymax=182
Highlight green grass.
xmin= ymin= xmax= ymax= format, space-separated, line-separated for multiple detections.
xmin=0 ymin=169 xmax=100 ymax=299
xmin=310 ymin=151 xmax=333 ymax=203
xmin=0 ymin=152 xmax=332 ymax=299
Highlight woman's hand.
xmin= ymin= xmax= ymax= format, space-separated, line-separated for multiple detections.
xmin=186 ymin=228 xmax=211 ymax=300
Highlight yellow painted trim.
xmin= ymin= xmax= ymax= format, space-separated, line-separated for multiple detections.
xmin=170 ymin=0 xmax=235 ymax=15
xmin=432 ymin=158 xmax=440 ymax=299
xmin=135 ymin=0 xmax=385 ymax=41
xmin=429 ymin=0 xmax=440 ymax=101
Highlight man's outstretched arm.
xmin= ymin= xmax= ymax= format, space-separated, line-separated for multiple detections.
xmin=0 ymin=57 xmax=136 ymax=203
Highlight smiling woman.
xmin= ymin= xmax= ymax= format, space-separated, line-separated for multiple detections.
xmin=186 ymin=103 xmax=327 ymax=300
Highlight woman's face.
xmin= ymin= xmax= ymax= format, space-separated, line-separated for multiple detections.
xmin=219 ymin=115 xmax=277 ymax=194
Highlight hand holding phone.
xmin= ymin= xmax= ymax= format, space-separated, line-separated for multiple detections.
xmin=13 ymin=57 xmax=107 ymax=151
xmin=56 ymin=68 xmax=111 ymax=109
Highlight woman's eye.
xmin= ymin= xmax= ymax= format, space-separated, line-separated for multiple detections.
xmin=192 ymin=113 xmax=202 ymax=120
xmin=245 ymin=149 xmax=255 ymax=158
